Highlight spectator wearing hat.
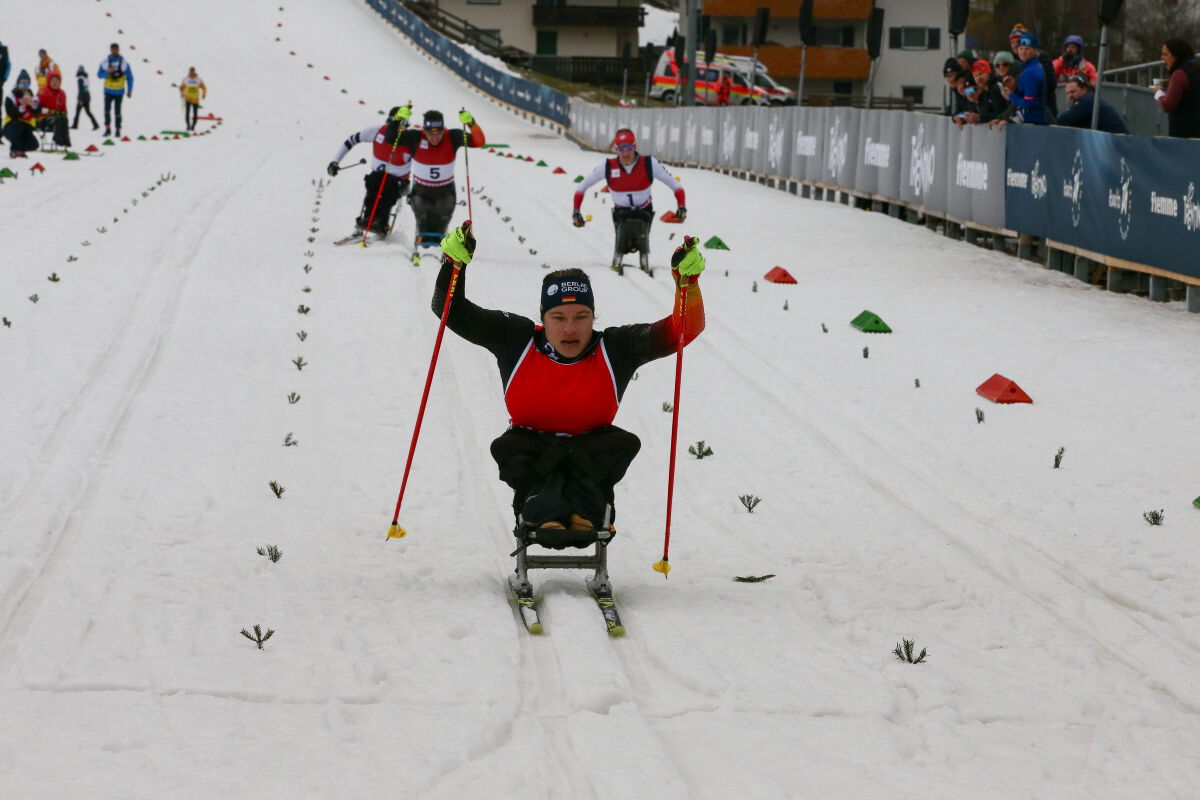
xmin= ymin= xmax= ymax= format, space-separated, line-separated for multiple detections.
xmin=1053 ymin=35 xmax=1098 ymax=85
xmin=1008 ymin=24 xmax=1057 ymax=117
xmin=943 ymin=58 xmax=979 ymax=122
xmin=968 ymin=60 xmax=1006 ymax=123
xmin=35 ymin=48 xmax=59 ymax=91
xmin=1057 ymin=75 xmax=1128 ymax=133
xmin=956 ymin=50 xmax=974 ymax=74
xmin=4 ymin=81 xmax=40 ymax=157
xmin=1154 ymin=39 xmax=1200 ymax=139
xmin=72 ymin=65 xmax=99 ymax=130
xmin=37 ymin=71 xmax=71 ymax=148
xmin=1001 ymin=33 xmax=1049 ymax=124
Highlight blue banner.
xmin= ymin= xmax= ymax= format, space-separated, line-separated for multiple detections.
xmin=364 ymin=0 xmax=570 ymax=126
xmin=1005 ymin=125 xmax=1200 ymax=280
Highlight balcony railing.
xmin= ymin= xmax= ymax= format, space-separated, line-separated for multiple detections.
xmin=532 ymin=5 xmax=645 ymax=28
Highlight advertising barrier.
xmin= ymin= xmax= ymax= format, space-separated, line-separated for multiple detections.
xmin=566 ymin=100 xmax=1196 ymax=284
xmin=364 ymin=0 xmax=569 ymax=126
xmin=1005 ymin=125 xmax=1200 ymax=280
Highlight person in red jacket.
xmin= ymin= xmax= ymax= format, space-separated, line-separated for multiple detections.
xmin=397 ymin=108 xmax=485 ymax=261
xmin=432 ymin=222 xmax=706 ymax=533
xmin=36 ymin=71 xmax=70 ymax=148
xmin=573 ymin=128 xmax=686 ymax=276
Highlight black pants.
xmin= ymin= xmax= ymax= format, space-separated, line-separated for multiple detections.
xmin=184 ymin=102 xmax=199 ymax=131
xmin=612 ymin=206 xmax=653 ymax=255
xmin=73 ymin=95 xmax=98 ymax=129
xmin=103 ymin=94 xmax=123 ymax=131
xmin=409 ymin=183 xmax=457 ymax=237
xmin=490 ymin=426 xmax=641 ymax=527
xmin=359 ymin=171 xmax=409 ymax=233
xmin=3 ymin=121 xmax=38 ymax=154
xmin=45 ymin=114 xmax=70 ymax=148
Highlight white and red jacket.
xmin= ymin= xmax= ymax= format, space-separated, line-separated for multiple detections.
xmin=331 ymin=124 xmax=412 ymax=179
xmin=400 ymin=124 xmax=487 ymax=188
xmin=573 ymin=153 xmax=685 ymax=211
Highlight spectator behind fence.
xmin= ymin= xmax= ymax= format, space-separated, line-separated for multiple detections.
xmin=943 ymin=58 xmax=979 ymax=123
xmin=73 ymin=65 xmax=98 ymax=130
xmin=37 ymin=71 xmax=71 ymax=148
xmin=1154 ymin=39 xmax=1200 ymax=138
xmin=1001 ymin=34 xmax=1049 ymax=124
xmin=971 ymin=60 xmax=1007 ymax=123
xmin=4 ymin=86 xmax=40 ymax=158
xmin=1009 ymin=24 xmax=1058 ymax=117
xmin=1056 ymin=75 xmax=1128 ymax=134
xmin=1053 ymin=35 xmax=1098 ymax=85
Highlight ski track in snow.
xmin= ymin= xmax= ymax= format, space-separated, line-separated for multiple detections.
xmin=2 ymin=1 xmax=1200 ymax=798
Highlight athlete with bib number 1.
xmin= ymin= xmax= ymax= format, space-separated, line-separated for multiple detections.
xmin=398 ymin=108 xmax=486 ymax=265
xmin=572 ymin=128 xmax=686 ymax=276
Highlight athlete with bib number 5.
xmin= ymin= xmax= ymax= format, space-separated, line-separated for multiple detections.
xmin=398 ymin=108 xmax=486 ymax=264
xmin=573 ymin=128 xmax=686 ymax=276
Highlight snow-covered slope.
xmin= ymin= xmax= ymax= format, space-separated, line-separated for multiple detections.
xmin=2 ymin=2 xmax=1199 ymax=798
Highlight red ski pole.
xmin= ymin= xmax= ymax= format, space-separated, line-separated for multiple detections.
xmin=386 ymin=221 xmax=471 ymax=540
xmin=653 ymin=278 xmax=691 ymax=577
xmin=359 ymin=104 xmax=410 ymax=248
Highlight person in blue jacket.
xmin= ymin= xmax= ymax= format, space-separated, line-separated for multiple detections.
xmin=1056 ymin=75 xmax=1128 ymax=134
xmin=1001 ymin=33 xmax=1047 ymax=124
xmin=96 ymin=42 xmax=133 ymax=137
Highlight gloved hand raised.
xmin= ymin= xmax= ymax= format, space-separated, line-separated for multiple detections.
xmin=458 ymin=108 xmax=474 ymax=126
xmin=572 ymin=210 xmax=585 ymax=228
xmin=670 ymin=235 xmax=705 ymax=277
xmin=440 ymin=220 xmax=476 ymax=265
xmin=675 ymin=205 xmax=687 ymax=223
xmin=326 ymin=161 xmax=340 ymax=177
xmin=395 ymin=103 xmax=412 ymax=123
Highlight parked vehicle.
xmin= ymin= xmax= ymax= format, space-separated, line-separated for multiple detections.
xmin=651 ymin=50 xmax=768 ymax=106
xmin=715 ymin=55 xmax=797 ymax=105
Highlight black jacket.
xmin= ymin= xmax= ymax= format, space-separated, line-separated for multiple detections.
xmin=1167 ymin=60 xmax=1200 ymax=139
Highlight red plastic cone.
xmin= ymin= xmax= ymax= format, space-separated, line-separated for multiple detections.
xmin=976 ymin=374 xmax=1033 ymax=404
xmin=764 ymin=267 xmax=797 ymax=284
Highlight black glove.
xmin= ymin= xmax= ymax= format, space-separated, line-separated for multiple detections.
xmin=675 ymin=205 xmax=687 ymax=223
xmin=572 ymin=210 xmax=585 ymax=228
xmin=326 ymin=161 xmax=339 ymax=177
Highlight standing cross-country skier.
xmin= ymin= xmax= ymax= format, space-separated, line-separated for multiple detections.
xmin=398 ymin=108 xmax=485 ymax=263
xmin=327 ymin=105 xmax=413 ymax=238
xmin=97 ymin=42 xmax=132 ymax=138
xmin=179 ymin=67 xmax=206 ymax=132
xmin=432 ymin=222 xmax=706 ymax=533
xmin=572 ymin=127 xmax=686 ymax=275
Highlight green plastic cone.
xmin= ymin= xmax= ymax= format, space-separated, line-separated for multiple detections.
xmin=703 ymin=236 xmax=729 ymax=250
xmin=0 ymin=167 xmax=17 ymax=178
xmin=103 ymin=139 xmax=115 ymax=146
xmin=574 ymin=175 xmax=584 ymax=182
xmin=850 ymin=310 xmax=892 ymax=333
xmin=536 ymin=160 xmax=548 ymax=166
xmin=63 ymin=152 xmax=81 ymax=161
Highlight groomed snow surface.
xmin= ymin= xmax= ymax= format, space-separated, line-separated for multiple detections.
xmin=2 ymin=1 xmax=1200 ymax=798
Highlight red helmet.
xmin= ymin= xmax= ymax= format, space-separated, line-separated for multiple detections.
xmin=614 ymin=129 xmax=636 ymax=150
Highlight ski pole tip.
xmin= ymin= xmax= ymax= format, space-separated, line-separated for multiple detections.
xmin=652 ymin=559 xmax=671 ymax=578
xmin=387 ymin=523 xmax=408 ymax=540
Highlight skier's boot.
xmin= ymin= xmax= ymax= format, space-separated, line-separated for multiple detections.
xmin=610 ymin=246 xmax=624 ymax=276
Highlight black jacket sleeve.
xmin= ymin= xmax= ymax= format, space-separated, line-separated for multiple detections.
xmin=431 ymin=258 xmax=536 ymax=384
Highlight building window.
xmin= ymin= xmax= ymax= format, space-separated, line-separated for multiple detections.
xmin=536 ymin=30 xmax=557 ymax=55
xmin=832 ymin=80 xmax=852 ymax=95
xmin=720 ymin=24 xmax=741 ymax=46
xmin=889 ymin=27 xmax=941 ymax=50
xmin=901 ymin=86 xmax=925 ymax=105
xmin=814 ymin=26 xmax=854 ymax=47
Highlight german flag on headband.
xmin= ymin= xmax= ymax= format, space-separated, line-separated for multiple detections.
xmin=540 ymin=273 xmax=594 ymax=315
